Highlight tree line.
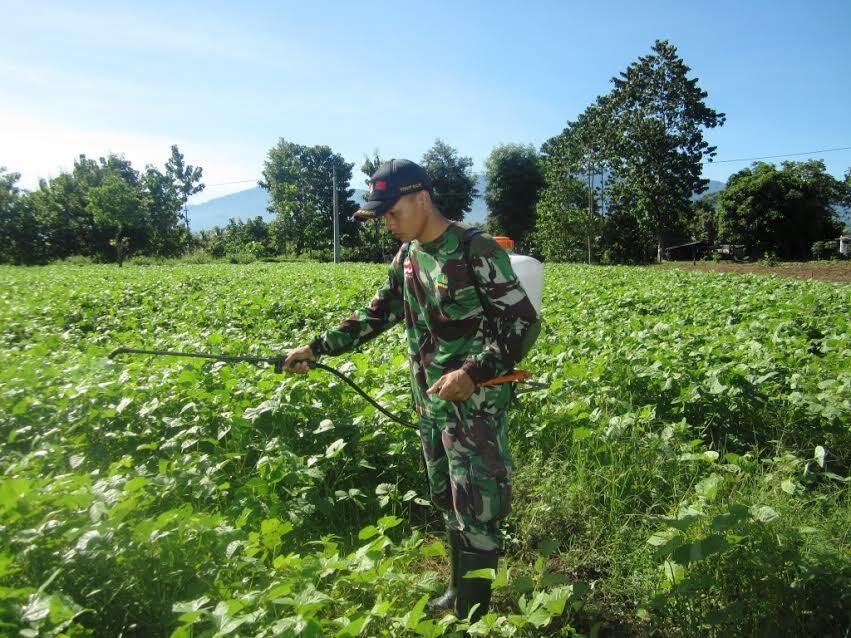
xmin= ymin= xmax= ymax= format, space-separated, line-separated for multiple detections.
xmin=3 ymin=40 xmax=849 ymax=266
xmin=0 ymin=146 xmax=202 ymax=265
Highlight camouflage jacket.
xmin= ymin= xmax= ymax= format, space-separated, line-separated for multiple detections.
xmin=310 ymin=221 xmax=541 ymax=420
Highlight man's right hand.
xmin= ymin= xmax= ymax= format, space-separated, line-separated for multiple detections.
xmin=283 ymin=345 xmax=316 ymax=374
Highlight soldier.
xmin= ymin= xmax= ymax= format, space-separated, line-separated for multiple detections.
xmin=283 ymin=159 xmax=540 ymax=621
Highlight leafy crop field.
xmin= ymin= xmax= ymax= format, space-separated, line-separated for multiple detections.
xmin=1 ymin=262 xmax=849 ymax=637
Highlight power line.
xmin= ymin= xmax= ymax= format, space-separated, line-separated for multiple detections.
xmin=205 ymin=178 xmax=258 ymax=187
xmin=705 ymin=146 xmax=851 ymax=164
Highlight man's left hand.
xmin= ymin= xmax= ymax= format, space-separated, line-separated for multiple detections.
xmin=426 ymin=369 xmax=476 ymax=402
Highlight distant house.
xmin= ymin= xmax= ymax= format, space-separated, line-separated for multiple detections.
xmin=664 ymin=241 xmax=711 ymax=262
xmin=717 ymin=244 xmax=747 ymax=261
xmin=664 ymin=241 xmax=748 ymax=262
xmin=840 ymin=236 xmax=851 ymax=256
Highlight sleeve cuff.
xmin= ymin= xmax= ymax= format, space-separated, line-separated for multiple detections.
xmin=309 ymin=337 xmax=328 ymax=357
xmin=461 ymin=358 xmax=493 ymax=385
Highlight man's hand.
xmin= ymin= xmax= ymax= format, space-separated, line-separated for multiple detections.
xmin=283 ymin=345 xmax=316 ymax=374
xmin=427 ymin=369 xmax=476 ymax=402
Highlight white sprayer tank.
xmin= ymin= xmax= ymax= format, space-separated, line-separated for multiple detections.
xmin=494 ymin=237 xmax=543 ymax=315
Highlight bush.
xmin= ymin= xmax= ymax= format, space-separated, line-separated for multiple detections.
xmin=811 ymin=240 xmax=839 ymax=260
xmin=179 ymin=249 xmax=218 ymax=264
xmin=57 ymin=255 xmax=96 ymax=266
xmin=226 ymin=250 xmax=257 ymax=264
xmin=759 ymin=251 xmax=778 ymax=267
xmin=125 ymin=254 xmax=169 ymax=266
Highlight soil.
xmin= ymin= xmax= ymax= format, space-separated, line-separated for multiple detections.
xmin=652 ymin=260 xmax=851 ymax=284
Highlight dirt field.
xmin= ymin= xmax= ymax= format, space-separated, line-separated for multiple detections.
xmin=653 ymin=260 xmax=851 ymax=284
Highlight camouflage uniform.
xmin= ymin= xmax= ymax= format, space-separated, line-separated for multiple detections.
xmin=310 ymin=221 xmax=540 ymax=551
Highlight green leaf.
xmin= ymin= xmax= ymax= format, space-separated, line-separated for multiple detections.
xmin=173 ymin=596 xmax=211 ymax=613
xmin=376 ymin=515 xmax=402 ymax=533
xmin=325 ymin=438 xmax=346 ymax=458
xmin=402 ymin=594 xmax=429 ymax=630
xmin=694 ymin=473 xmax=724 ymax=501
xmin=463 ymin=568 xmax=495 ymax=580
xmin=671 ymin=534 xmax=727 ymax=565
xmin=750 ymin=505 xmax=779 ymax=523
xmin=358 ymin=525 xmax=379 ymax=541
xmin=814 ymin=445 xmax=826 ymax=468
xmin=314 ymin=419 xmax=335 ymax=434
xmin=537 ymin=538 xmax=559 ymax=557
xmin=419 ymin=541 xmax=446 ymax=558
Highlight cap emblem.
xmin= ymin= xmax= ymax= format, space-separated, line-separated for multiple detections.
xmin=370 ymin=180 xmax=388 ymax=194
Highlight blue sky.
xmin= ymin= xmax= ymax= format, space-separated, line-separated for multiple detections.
xmin=2 ymin=0 xmax=849 ymax=203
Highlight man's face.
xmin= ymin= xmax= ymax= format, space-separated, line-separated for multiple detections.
xmin=383 ymin=191 xmax=426 ymax=242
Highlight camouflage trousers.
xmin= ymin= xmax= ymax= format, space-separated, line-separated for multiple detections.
xmin=418 ymin=408 xmax=513 ymax=552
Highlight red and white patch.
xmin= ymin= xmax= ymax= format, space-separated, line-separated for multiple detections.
xmin=369 ymin=179 xmax=387 ymax=194
xmin=404 ymin=261 xmax=413 ymax=276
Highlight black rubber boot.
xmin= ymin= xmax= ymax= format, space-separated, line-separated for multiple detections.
xmin=455 ymin=548 xmax=499 ymax=623
xmin=427 ymin=530 xmax=462 ymax=612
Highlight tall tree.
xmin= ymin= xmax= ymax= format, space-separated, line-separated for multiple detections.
xmin=87 ymin=174 xmax=148 ymax=266
xmin=717 ymin=160 xmax=845 ymax=259
xmin=483 ymin=144 xmax=544 ymax=245
xmin=420 ymin=139 xmax=477 ymax=222
xmin=260 ymin=139 xmax=357 ymax=257
xmin=165 ymin=145 xmax=204 ymax=231
xmin=142 ymin=166 xmax=186 ymax=257
xmin=607 ymin=39 xmax=725 ymax=262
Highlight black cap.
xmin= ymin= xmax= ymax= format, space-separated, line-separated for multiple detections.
xmin=352 ymin=159 xmax=432 ymax=222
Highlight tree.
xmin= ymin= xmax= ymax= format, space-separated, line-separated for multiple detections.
xmin=29 ymin=164 xmax=95 ymax=259
xmin=357 ymin=151 xmax=399 ymax=262
xmin=483 ymin=144 xmax=543 ymax=246
xmin=532 ymin=170 xmax=590 ymax=262
xmin=0 ymin=169 xmax=44 ymax=264
xmin=606 ymin=39 xmax=725 ymax=262
xmin=421 ymin=140 xmax=478 ymax=222
xmin=165 ymin=145 xmax=204 ymax=231
xmin=844 ymin=167 xmax=851 ymax=233
xmin=142 ymin=166 xmax=186 ymax=257
xmin=689 ymin=191 xmax=721 ymax=245
xmin=717 ymin=160 xmax=845 ymax=259
xmin=539 ymin=99 xmax=615 ymax=263
xmin=8 ymin=149 xmax=198 ymax=263
xmin=87 ymin=174 xmax=148 ymax=266
xmin=260 ymin=139 xmax=358 ymax=257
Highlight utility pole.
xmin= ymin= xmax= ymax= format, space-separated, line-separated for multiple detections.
xmin=332 ymin=165 xmax=340 ymax=263
xmin=587 ymin=152 xmax=593 ymax=265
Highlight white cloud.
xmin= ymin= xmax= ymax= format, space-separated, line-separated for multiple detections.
xmin=0 ymin=110 xmax=263 ymax=203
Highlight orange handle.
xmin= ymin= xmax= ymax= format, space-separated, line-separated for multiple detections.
xmin=476 ymin=370 xmax=530 ymax=389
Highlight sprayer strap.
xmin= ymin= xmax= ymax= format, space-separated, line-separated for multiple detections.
xmin=461 ymin=228 xmax=510 ymax=363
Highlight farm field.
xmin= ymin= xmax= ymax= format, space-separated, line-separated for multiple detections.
xmin=655 ymin=259 xmax=851 ymax=283
xmin=1 ymin=262 xmax=849 ymax=637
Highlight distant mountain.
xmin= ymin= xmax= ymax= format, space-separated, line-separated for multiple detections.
xmin=187 ymin=187 xmax=367 ymax=231
xmin=187 ymin=175 xmax=726 ymax=232
xmin=468 ymin=175 xmax=488 ymax=225
xmin=187 ymin=188 xmax=272 ymax=231
xmin=186 ymin=179 xmax=489 ymax=231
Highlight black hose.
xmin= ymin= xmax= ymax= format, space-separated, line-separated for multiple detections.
xmin=309 ymin=362 xmax=418 ymax=430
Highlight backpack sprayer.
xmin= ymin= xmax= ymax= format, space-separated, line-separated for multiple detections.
xmin=108 ymin=347 xmax=545 ymax=431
